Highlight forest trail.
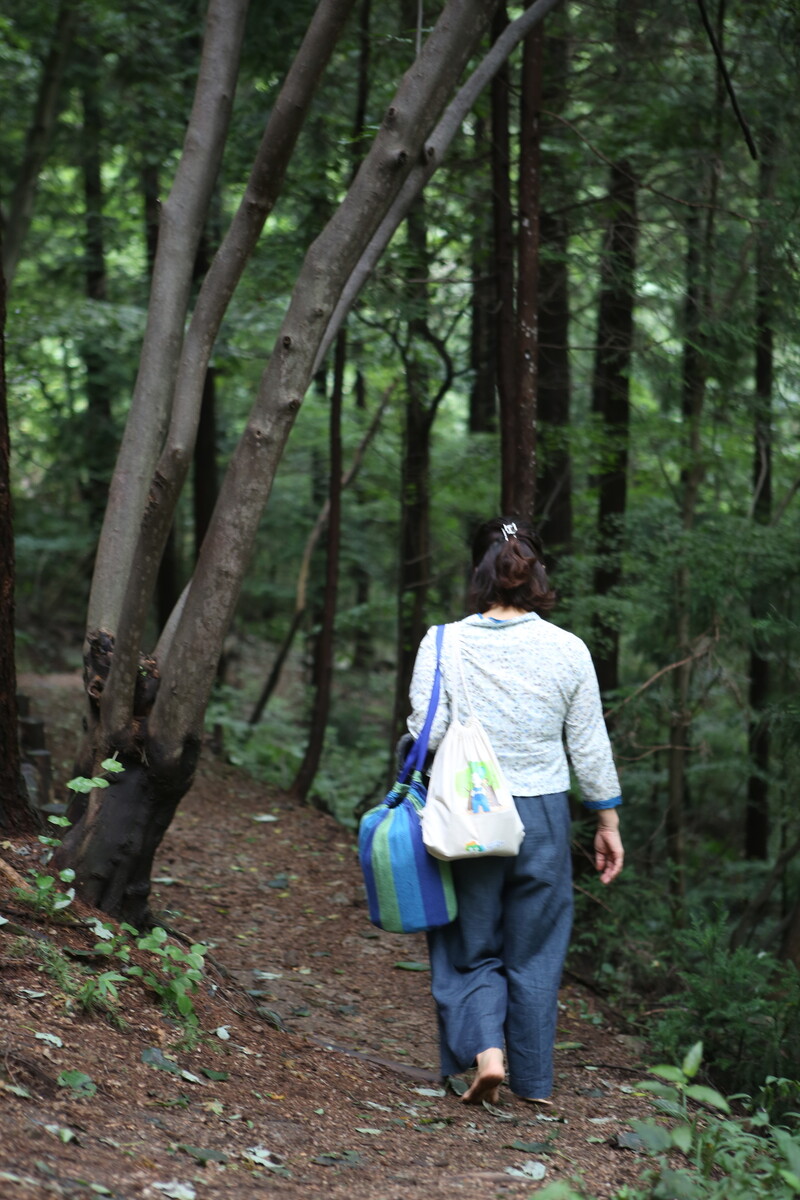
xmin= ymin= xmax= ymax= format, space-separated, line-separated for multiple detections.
xmin=1 ymin=676 xmax=653 ymax=1200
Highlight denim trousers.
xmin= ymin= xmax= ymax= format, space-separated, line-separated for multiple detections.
xmin=426 ymin=792 xmax=573 ymax=1099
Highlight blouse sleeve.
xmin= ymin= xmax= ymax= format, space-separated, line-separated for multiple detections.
xmin=407 ymin=625 xmax=451 ymax=752
xmin=564 ymin=640 xmax=622 ymax=809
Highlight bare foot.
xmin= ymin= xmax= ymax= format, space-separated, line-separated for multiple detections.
xmin=461 ymin=1047 xmax=504 ymax=1105
xmin=518 ymin=1096 xmax=553 ymax=1107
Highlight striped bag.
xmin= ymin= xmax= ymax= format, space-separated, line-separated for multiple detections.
xmin=358 ymin=626 xmax=457 ymax=933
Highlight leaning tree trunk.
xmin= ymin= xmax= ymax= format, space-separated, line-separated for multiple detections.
xmin=57 ymin=0 xmax=559 ymax=924
xmin=590 ymin=161 xmax=637 ymax=698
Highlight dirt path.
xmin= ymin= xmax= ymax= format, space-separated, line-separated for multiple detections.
xmin=0 ymin=678 xmax=653 ymax=1199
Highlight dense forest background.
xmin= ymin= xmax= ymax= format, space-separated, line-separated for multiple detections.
xmin=3 ymin=0 xmax=800 ymax=1105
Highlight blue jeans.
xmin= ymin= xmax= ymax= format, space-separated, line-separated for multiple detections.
xmin=426 ymin=792 xmax=573 ymax=1099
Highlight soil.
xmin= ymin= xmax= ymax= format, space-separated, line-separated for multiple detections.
xmin=1 ymin=675 xmax=655 ymax=1200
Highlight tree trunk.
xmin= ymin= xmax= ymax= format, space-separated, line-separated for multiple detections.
xmin=491 ymin=7 xmax=517 ymax=513
xmin=292 ymin=332 xmax=345 ymax=805
xmin=0 ymin=243 xmax=31 ymax=832
xmin=537 ymin=208 xmax=572 ymax=558
xmin=79 ymin=50 xmax=117 ymax=536
xmin=511 ymin=20 xmax=543 ymax=520
xmin=468 ymin=115 xmax=496 ymax=435
xmin=746 ymin=132 xmax=776 ymax=861
xmin=535 ymin=19 xmax=572 ymax=561
xmin=393 ymin=196 xmax=434 ymax=740
xmin=590 ymin=161 xmax=637 ymax=698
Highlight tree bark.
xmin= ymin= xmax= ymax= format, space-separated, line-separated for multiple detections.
xmin=393 ymin=193 xmax=434 ymax=741
xmin=745 ymin=131 xmax=776 ymax=861
xmin=491 ymin=7 xmax=517 ymax=513
xmin=0 ymin=241 xmax=31 ymax=832
xmin=535 ymin=21 xmax=571 ymax=561
xmin=511 ymin=20 xmax=543 ymax=520
xmin=590 ymin=161 xmax=637 ymax=698
xmin=292 ymin=332 xmax=345 ymax=804
xmin=537 ymin=208 xmax=572 ymax=557
xmin=468 ymin=115 xmax=496 ymax=434
xmin=78 ymin=49 xmax=117 ymax=537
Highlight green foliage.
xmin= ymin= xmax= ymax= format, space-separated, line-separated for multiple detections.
xmin=15 ymin=867 xmax=76 ymax=917
xmin=126 ymin=927 xmax=208 ymax=1026
xmin=649 ymin=916 xmax=800 ymax=1100
xmin=540 ymin=1047 xmax=800 ymax=1200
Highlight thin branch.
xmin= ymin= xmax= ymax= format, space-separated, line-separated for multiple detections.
xmin=695 ymin=0 xmax=758 ymax=161
xmin=603 ymin=630 xmax=717 ymax=720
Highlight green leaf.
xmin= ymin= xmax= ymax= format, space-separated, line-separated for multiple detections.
xmin=684 ymin=1084 xmax=731 ymax=1113
xmin=652 ymin=1166 xmax=702 ymax=1199
xmin=393 ymin=961 xmax=429 ymax=971
xmin=505 ymin=1139 xmax=553 ymax=1153
xmin=628 ymin=1120 xmax=673 ymax=1153
xmin=671 ymin=1124 xmax=693 ymax=1154
xmin=649 ymin=1064 xmax=686 ymax=1083
xmin=57 ymin=1070 xmax=97 ymax=1097
xmin=101 ymin=758 xmax=125 ymax=773
xmin=681 ymin=1041 xmax=703 ymax=1079
xmin=778 ymin=1170 xmax=800 ymax=1194
xmin=199 ymin=1068 xmax=229 ymax=1081
xmin=636 ymin=1080 xmax=680 ymax=1101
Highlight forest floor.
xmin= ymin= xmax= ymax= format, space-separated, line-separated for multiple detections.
xmin=1 ymin=674 xmax=657 ymax=1200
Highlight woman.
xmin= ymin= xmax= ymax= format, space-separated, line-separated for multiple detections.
xmin=407 ymin=517 xmax=623 ymax=1106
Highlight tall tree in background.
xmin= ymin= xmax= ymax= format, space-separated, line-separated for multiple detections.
xmin=0 ymin=244 xmax=32 ymax=832
xmin=535 ymin=16 xmax=572 ymax=561
xmin=745 ymin=131 xmax=777 ymax=861
xmin=590 ymin=160 xmax=637 ymax=698
xmin=493 ymin=6 xmax=544 ymax=518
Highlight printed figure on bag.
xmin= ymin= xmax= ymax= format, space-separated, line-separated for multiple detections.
xmin=461 ymin=760 xmax=504 ymax=814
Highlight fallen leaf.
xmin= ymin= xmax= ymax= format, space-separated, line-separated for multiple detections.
xmin=393 ymin=961 xmax=429 ymax=972
xmin=505 ymin=1160 xmax=547 ymax=1180
xmin=142 ymin=1048 xmax=181 ymax=1075
xmin=178 ymin=1144 xmax=228 ymax=1165
xmin=149 ymin=1182 xmax=196 ymax=1200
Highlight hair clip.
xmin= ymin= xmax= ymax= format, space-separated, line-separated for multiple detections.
xmin=501 ymin=522 xmax=518 ymax=541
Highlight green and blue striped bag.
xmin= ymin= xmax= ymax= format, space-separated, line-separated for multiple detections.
xmin=358 ymin=626 xmax=457 ymax=933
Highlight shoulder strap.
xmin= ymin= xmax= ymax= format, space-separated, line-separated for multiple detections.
xmin=401 ymin=625 xmax=444 ymax=779
xmin=448 ymin=623 xmax=473 ymax=721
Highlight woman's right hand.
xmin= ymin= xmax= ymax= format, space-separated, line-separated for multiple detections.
xmin=594 ymin=825 xmax=624 ymax=885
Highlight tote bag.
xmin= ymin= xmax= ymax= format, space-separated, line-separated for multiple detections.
xmin=422 ymin=625 xmax=525 ymax=861
xmin=358 ymin=626 xmax=457 ymax=933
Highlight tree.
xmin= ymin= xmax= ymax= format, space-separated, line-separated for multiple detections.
xmin=52 ymin=0 xmax=562 ymax=923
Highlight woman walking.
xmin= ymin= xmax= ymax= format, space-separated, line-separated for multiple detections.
xmin=407 ymin=517 xmax=623 ymax=1105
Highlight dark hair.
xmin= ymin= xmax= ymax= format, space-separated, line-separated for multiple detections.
xmin=468 ymin=517 xmax=556 ymax=615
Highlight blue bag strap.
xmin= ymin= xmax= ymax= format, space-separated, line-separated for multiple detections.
xmin=400 ymin=624 xmax=444 ymax=781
